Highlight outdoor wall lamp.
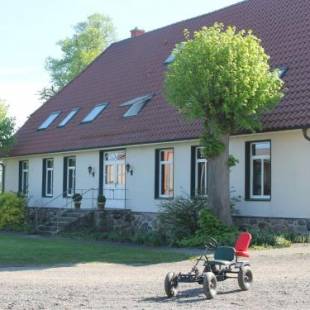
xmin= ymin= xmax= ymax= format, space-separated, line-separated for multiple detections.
xmin=126 ymin=163 xmax=133 ymax=175
xmin=88 ymin=166 xmax=95 ymax=177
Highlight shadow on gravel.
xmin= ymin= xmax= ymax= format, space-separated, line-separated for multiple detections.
xmin=141 ymin=287 xmax=242 ymax=304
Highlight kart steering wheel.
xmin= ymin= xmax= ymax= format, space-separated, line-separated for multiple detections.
xmin=205 ymin=237 xmax=218 ymax=249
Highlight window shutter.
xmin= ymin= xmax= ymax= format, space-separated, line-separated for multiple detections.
xmin=245 ymin=142 xmax=251 ymax=200
xmin=99 ymin=151 xmax=104 ymax=196
xmin=63 ymin=157 xmax=68 ymax=197
xmin=154 ymin=150 xmax=160 ymax=198
xmin=42 ymin=159 xmax=47 ymax=197
xmin=18 ymin=161 xmax=22 ymax=193
xmin=190 ymin=146 xmax=196 ymax=198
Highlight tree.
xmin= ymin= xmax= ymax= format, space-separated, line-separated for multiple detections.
xmin=0 ymin=99 xmax=15 ymax=154
xmin=40 ymin=13 xmax=116 ymax=101
xmin=164 ymin=24 xmax=283 ymax=225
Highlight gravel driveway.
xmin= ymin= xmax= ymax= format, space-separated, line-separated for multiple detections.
xmin=0 ymin=244 xmax=309 ymax=309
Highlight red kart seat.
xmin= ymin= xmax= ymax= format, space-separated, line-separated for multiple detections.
xmin=234 ymin=232 xmax=252 ymax=258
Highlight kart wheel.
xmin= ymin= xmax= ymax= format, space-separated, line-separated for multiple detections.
xmin=164 ymin=272 xmax=178 ymax=297
xmin=238 ymin=266 xmax=253 ymax=291
xmin=203 ymin=272 xmax=217 ymax=299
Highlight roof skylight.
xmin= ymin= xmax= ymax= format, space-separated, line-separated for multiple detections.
xmin=164 ymin=42 xmax=185 ymax=65
xmin=121 ymin=94 xmax=153 ymax=117
xmin=58 ymin=108 xmax=79 ymax=127
xmin=164 ymin=53 xmax=176 ymax=65
xmin=38 ymin=112 xmax=60 ymax=130
xmin=278 ymin=66 xmax=288 ymax=78
xmin=81 ymin=103 xmax=108 ymax=123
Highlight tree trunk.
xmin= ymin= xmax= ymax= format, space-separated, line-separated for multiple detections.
xmin=207 ymin=133 xmax=232 ymax=226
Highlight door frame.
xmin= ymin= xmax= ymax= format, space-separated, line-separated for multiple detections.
xmin=99 ymin=149 xmax=127 ymax=208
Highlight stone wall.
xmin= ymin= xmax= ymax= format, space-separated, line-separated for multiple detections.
xmin=27 ymin=207 xmax=158 ymax=235
xmin=28 ymin=207 xmax=310 ymax=235
xmin=78 ymin=209 xmax=158 ymax=234
xmin=234 ymin=216 xmax=310 ymax=234
xmin=27 ymin=207 xmax=66 ymax=227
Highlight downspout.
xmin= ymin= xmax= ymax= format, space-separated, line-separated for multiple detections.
xmin=302 ymin=128 xmax=310 ymax=142
xmin=0 ymin=162 xmax=4 ymax=193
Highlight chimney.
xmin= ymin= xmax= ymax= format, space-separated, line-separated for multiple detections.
xmin=130 ymin=27 xmax=145 ymax=38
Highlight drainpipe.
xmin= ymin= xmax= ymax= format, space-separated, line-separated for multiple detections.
xmin=302 ymin=128 xmax=310 ymax=141
xmin=0 ymin=162 xmax=4 ymax=193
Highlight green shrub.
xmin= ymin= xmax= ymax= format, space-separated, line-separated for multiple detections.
xmin=178 ymin=207 xmax=238 ymax=247
xmin=158 ymin=197 xmax=206 ymax=245
xmin=249 ymin=228 xmax=292 ymax=248
xmin=0 ymin=192 xmax=26 ymax=230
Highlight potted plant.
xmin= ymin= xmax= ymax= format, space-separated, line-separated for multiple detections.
xmin=72 ymin=193 xmax=82 ymax=209
xmin=97 ymin=194 xmax=106 ymax=209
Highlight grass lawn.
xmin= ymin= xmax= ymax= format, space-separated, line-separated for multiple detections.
xmin=0 ymin=233 xmax=190 ymax=266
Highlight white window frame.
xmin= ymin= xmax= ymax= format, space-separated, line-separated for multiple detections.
xmin=21 ymin=161 xmax=29 ymax=196
xmin=195 ymin=147 xmax=208 ymax=196
xmin=250 ymin=141 xmax=271 ymax=200
xmin=45 ymin=159 xmax=54 ymax=197
xmin=66 ymin=157 xmax=76 ymax=197
xmin=158 ymin=149 xmax=174 ymax=198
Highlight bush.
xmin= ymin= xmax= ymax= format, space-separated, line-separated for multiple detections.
xmin=0 ymin=192 xmax=26 ymax=230
xmin=249 ymin=228 xmax=293 ymax=248
xmin=178 ymin=207 xmax=238 ymax=247
xmin=158 ymin=197 xmax=206 ymax=246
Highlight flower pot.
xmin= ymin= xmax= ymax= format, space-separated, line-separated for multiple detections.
xmin=74 ymin=202 xmax=81 ymax=209
xmin=98 ymin=202 xmax=106 ymax=209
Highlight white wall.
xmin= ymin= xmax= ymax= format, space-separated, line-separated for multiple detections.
xmin=230 ymin=129 xmax=310 ymax=218
xmin=3 ymin=129 xmax=310 ymax=218
xmin=126 ymin=141 xmax=192 ymax=212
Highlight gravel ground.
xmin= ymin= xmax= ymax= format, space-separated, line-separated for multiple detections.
xmin=0 ymin=244 xmax=309 ymax=309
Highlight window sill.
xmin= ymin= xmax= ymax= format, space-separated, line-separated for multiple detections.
xmin=155 ymin=196 xmax=174 ymax=200
xmin=245 ymin=197 xmax=271 ymax=202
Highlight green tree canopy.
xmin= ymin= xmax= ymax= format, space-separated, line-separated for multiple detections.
xmin=164 ymin=24 xmax=283 ymax=224
xmin=0 ymin=99 xmax=15 ymax=154
xmin=40 ymin=13 xmax=116 ymax=101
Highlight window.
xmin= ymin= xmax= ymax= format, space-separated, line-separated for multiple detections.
xmin=120 ymin=94 xmax=153 ymax=117
xmin=164 ymin=43 xmax=184 ymax=65
xmin=246 ymin=141 xmax=271 ymax=200
xmin=164 ymin=53 xmax=176 ymax=64
xmin=58 ymin=108 xmax=79 ymax=127
xmin=155 ymin=149 xmax=174 ymax=198
xmin=42 ymin=159 xmax=54 ymax=197
xmin=38 ymin=112 xmax=60 ymax=130
xmin=63 ymin=157 xmax=76 ymax=197
xmin=0 ymin=163 xmax=4 ymax=193
xmin=19 ymin=161 xmax=29 ymax=195
xmin=191 ymin=147 xmax=207 ymax=196
xmin=81 ymin=103 xmax=107 ymax=123
xmin=278 ymin=66 xmax=288 ymax=78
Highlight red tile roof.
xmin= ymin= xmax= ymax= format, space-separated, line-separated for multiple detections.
xmin=10 ymin=0 xmax=310 ymax=156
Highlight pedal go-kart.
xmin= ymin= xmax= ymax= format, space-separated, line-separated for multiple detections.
xmin=164 ymin=232 xmax=253 ymax=299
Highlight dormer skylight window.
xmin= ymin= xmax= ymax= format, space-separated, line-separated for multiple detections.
xmin=164 ymin=53 xmax=176 ymax=65
xmin=121 ymin=94 xmax=153 ymax=117
xmin=278 ymin=66 xmax=288 ymax=78
xmin=164 ymin=42 xmax=185 ymax=65
xmin=81 ymin=103 xmax=108 ymax=123
xmin=58 ymin=108 xmax=79 ymax=127
xmin=38 ymin=111 xmax=60 ymax=130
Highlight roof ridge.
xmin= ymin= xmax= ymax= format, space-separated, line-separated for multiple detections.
xmin=113 ymin=0 xmax=248 ymax=46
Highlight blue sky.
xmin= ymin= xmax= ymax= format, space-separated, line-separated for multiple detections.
xmin=0 ymin=0 xmax=239 ymax=127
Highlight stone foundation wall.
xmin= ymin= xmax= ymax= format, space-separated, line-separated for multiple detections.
xmin=27 ymin=207 xmax=158 ymax=235
xmin=27 ymin=207 xmax=66 ymax=226
xmin=85 ymin=209 xmax=158 ymax=234
xmin=28 ymin=207 xmax=310 ymax=235
xmin=234 ymin=216 xmax=310 ymax=234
